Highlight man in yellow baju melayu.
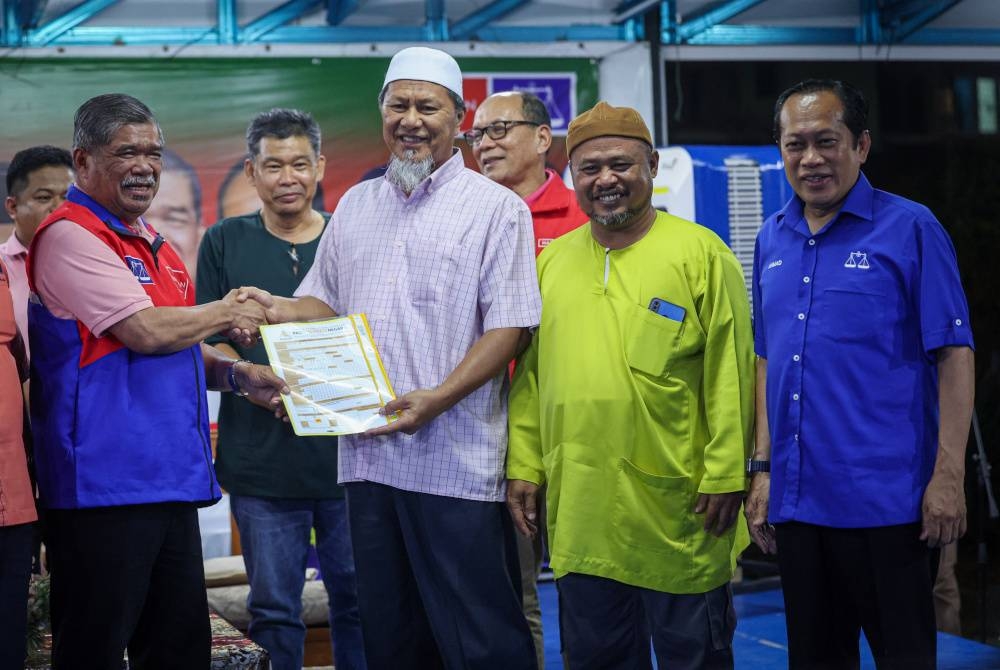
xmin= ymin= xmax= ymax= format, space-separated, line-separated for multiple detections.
xmin=507 ymin=102 xmax=755 ymax=670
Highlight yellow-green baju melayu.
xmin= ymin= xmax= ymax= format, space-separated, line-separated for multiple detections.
xmin=508 ymin=211 xmax=755 ymax=594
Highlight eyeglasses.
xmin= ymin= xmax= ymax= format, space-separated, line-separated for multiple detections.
xmin=463 ymin=120 xmax=541 ymax=147
xmin=288 ymin=244 xmax=300 ymax=277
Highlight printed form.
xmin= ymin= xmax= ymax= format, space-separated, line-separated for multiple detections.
xmin=260 ymin=314 xmax=396 ymax=436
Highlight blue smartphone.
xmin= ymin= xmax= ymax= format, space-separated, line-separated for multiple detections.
xmin=648 ymin=297 xmax=686 ymax=322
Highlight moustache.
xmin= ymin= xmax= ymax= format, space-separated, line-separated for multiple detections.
xmin=121 ymin=176 xmax=156 ymax=188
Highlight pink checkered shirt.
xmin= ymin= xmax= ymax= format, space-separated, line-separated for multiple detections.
xmin=296 ymin=150 xmax=541 ymax=501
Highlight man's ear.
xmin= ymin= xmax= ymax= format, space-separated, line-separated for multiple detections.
xmin=243 ymin=158 xmax=255 ymax=182
xmin=536 ymin=125 xmax=553 ymax=156
xmin=4 ymin=196 xmax=17 ymax=221
xmin=72 ymin=147 xmax=89 ymax=174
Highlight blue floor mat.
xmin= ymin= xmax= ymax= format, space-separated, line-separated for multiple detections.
xmin=537 ymin=582 xmax=1000 ymax=669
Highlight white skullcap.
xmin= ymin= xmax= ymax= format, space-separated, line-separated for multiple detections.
xmin=382 ymin=46 xmax=463 ymax=99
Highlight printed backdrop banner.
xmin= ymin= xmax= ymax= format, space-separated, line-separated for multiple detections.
xmin=0 ymin=57 xmax=598 ymax=243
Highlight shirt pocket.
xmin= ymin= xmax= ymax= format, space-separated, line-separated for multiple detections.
xmin=405 ymin=239 xmax=459 ymax=306
xmin=623 ymin=302 xmax=684 ymax=378
xmin=611 ymin=457 xmax=694 ymax=555
xmin=820 ymin=280 xmax=890 ymax=343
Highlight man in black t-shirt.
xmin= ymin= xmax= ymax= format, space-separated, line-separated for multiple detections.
xmin=197 ymin=108 xmax=365 ymax=670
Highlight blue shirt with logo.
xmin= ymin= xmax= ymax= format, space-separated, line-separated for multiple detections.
xmin=752 ymin=173 xmax=974 ymax=527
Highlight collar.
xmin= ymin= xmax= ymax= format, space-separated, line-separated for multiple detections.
xmin=0 ymin=230 xmax=28 ymax=257
xmin=526 ymin=168 xmax=575 ymax=215
xmin=524 ymin=168 xmax=559 ymax=208
xmin=776 ymin=172 xmax=875 ymax=234
xmin=67 ymin=184 xmax=157 ymax=239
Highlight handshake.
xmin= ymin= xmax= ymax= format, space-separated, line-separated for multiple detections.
xmin=221 ymin=287 xmax=280 ymax=347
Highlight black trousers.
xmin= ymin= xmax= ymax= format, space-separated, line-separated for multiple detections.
xmin=775 ymin=521 xmax=938 ymax=670
xmin=557 ymin=572 xmax=735 ymax=670
xmin=45 ymin=503 xmax=210 ymax=670
xmin=0 ymin=522 xmax=34 ymax=670
xmin=345 ymin=481 xmax=536 ymax=670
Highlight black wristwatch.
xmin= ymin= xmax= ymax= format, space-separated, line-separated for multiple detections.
xmin=746 ymin=459 xmax=770 ymax=474
xmin=228 ymin=359 xmax=251 ymax=397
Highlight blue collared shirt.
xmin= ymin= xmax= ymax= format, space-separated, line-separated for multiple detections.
xmin=752 ymin=173 xmax=974 ymax=527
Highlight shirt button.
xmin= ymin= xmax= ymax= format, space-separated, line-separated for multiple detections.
xmin=803 ymin=276 xmax=810 ymax=283
xmin=808 ymin=239 xmax=816 ymax=246
xmin=797 ymin=313 xmax=805 ymax=320
xmin=794 ymin=433 xmax=799 ymax=440
xmin=955 ymin=318 xmax=963 ymax=326
xmin=793 ymin=354 xmax=801 ymax=362
xmin=792 ymin=393 xmax=800 ymax=401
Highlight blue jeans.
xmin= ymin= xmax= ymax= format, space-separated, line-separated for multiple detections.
xmin=230 ymin=495 xmax=365 ymax=670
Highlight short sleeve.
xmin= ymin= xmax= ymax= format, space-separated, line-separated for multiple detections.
xmin=196 ymin=225 xmax=227 ymax=345
xmin=295 ymin=208 xmax=340 ymax=313
xmin=33 ymin=220 xmax=153 ymax=337
xmin=916 ymin=215 xmax=974 ymax=353
xmin=478 ymin=199 xmax=542 ymax=332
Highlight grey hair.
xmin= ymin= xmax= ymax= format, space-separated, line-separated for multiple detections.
xmin=73 ymin=93 xmax=162 ymax=152
xmin=245 ymin=108 xmax=322 ymax=159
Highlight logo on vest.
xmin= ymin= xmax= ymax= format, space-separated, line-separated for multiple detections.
xmin=124 ymin=256 xmax=154 ymax=284
xmin=167 ymin=267 xmax=190 ymax=299
xmin=844 ymin=251 xmax=870 ymax=270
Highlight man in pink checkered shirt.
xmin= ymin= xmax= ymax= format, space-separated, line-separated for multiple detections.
xmin=243 ymin=47 xmax=541 ymax=669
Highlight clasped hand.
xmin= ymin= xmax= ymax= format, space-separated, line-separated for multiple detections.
xmin=224 ymin=287 xmax=279 ymax=347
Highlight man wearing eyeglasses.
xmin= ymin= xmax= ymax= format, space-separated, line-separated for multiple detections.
xmin=469 ymin=92 xmax=588 ymax=258
xmin=197 ymin=108 xmax=365 ymax=670
xmin=470 ymin=91 xmax=587 ymax=669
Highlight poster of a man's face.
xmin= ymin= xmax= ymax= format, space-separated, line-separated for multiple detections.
xmin=144 ymin=149 xmax=203 ymax=279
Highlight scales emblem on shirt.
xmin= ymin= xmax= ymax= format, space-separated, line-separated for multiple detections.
xmin=844 ymin=251 xmax=871 ymax=270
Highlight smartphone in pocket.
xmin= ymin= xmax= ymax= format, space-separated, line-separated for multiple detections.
xmin=648 ymin=297 xmax=686 ymax=322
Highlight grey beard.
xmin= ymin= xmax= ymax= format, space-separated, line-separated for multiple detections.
xmin=385 ymin=150 xmax=435 ymax=195
xmin=593 ymin=209 xmax=636 ymax=228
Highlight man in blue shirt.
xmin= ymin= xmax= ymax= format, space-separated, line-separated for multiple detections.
xmin=746 ymin=79 xmax=975 ymax=669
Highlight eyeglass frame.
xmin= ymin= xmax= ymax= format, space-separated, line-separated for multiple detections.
xmin=463 ymin=120 xmax=542 ymax=147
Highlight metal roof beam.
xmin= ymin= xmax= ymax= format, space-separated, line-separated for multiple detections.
xmin=684 ymin=24 xmax=857 ymax=45
xmin=450 ymin=0 xmax=528 ymax=41
xmin=424 ymin=0 xmax=447 ymax=40
xmin=325 ymin=0 xmax=357 ymax=26
xmin=675 ymin=0 xmax=767 ymax=43
xmin=471 ymin=24 xmax=638 ymax=41
xmin=2 ymin=0 xmax=23 ymax=46
xmin=242 ymin=0 xmax=323 ymax=42
xmin=43 ymin=25 xmax=220 ymax=45
xmin=882 ymin=0 xmax=962 ymax=43
xmin=26 ymin=0 xmax=119 ymax=46
xmin=858 ymin=0 xmax=882 ymax=44
xmin=217 ymin=0 xmax=236 ymax=44
xmin=612 ymin=0 xmax=661 ymax=24
xmin=900 ymin=26 xmax=1000 ymax=45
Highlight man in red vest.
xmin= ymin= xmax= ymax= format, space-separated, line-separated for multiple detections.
xmin=28 ymin=93 xmax=288 ymax=669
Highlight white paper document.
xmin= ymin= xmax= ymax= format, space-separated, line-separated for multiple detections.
xmin=259 ymin=314 xmax=396 ymax=436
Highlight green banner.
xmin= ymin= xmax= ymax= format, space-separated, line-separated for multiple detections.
xmin=0 ymin=56 xmax=598 ymax=232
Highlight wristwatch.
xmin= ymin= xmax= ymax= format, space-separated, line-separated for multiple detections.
xmin=227 ymin=359 xmax=251 ymax=397
xmin=746 ymin=459 xmax=770 ymax=474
